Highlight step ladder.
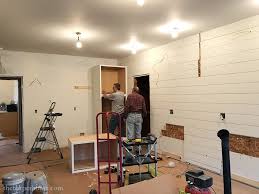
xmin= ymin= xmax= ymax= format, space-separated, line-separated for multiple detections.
xmin=27 ymin=102 xmax=64 ymax=164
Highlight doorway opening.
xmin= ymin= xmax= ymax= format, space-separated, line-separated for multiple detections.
xmin=0 ymin=76 xmax=23 ymax=166
xmin=134 ymin=75 xmax=150 ymax=137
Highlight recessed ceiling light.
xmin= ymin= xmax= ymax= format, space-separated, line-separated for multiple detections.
xmin=137 ymin=0 xmax=145 ymax=7
xmin=171 ymin=29 xmax=179 ymax=39
xmin=75 ymin=32 xmax=82 ymax=48
xmin=121 ymin=37 xmax=144 ymax=55
xmin=160 ymin=20 xmax=192 ymax=39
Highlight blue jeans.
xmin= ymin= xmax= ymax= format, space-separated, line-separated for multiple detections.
xmin=109 ymin=114 xmax=125 ymax=137
xmin=125 ymin=113 xmax=143 ymax=161
xmin=126 ymin=113 xmax=143 ymax=140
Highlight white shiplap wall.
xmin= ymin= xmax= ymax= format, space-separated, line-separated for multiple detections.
xmin=119 ymin=15 xmax=259 ymax=181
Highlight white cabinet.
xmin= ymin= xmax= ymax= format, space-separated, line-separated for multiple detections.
xmin=68 ymin=134 xmax=117 ymax=174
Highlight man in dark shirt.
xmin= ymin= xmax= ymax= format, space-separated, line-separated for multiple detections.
xmin=124 ymin=87 xmax=147 ymax=140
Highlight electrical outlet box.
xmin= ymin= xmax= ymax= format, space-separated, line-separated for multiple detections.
xmin=170 ymin=109 xmax=174 ymax=114
xmin=220 ymin=113 xmax=226 ymax=120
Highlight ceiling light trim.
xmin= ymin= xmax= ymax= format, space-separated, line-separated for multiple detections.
xmin=160 ymin=20 xmax=192 ymax=39
xmin=120 ymin=36 xmax=144 ymax=55
xmin=137 ymin=0 xmax=145 ymax=7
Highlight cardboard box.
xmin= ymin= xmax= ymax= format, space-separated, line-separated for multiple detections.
xmin=112 ymin=174 xmax=178 ymax=194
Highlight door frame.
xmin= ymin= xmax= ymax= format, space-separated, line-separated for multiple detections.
xmin=0 ymin=75 xmax=23 ymax=146
xmin=133 ymin=73 xmax=150 ymax=78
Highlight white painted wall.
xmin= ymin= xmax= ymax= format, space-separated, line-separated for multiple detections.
xmin=0 ymin=80 xmax=17 ymax=104
xmin=119 ymin=15 xmax=259 ymax=181
xmin=1 ymin=50 xmax=117 ymax=152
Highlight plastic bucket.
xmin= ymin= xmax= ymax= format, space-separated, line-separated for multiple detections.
xmin=2 ymin=172 xmax=25 ymax=194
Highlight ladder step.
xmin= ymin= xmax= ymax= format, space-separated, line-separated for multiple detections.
xmin=31 ymin=148 xmax=42 ymax=153
xmin=100 ymin=181 xmax=118 ymax=184
xmin=41 ymin=127 xmax=54 ymax=131
xmin=36 ymin=137 xmax=46 ymax=142
xmin=45 ymin=113 xmax=63 ymax=117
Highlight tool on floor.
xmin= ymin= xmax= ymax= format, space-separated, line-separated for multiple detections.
xmin=184 ymin=169 xmax=213 ymax=194
xmin=95 ymin=112 xmax=123 ymax=194
xmin=104 ymin=166 xmax=127 ymax=175
xmin=89 ymin=189 xmax=97 ymax=194
xmin=104 ymin=166 xmax=117 ymax=174
xmin=27 ymin=102 xmax=63 ymax=164
xmin=218 ymin=129 xmax=232 ymax=194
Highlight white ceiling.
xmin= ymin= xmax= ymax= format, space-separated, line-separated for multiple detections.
xmin=0 ymin=0 xmax=258 ymax=59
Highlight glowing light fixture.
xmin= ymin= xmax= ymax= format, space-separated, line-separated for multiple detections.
xmin=160 ymin=20 xmax=192 ymax=39
xmin=137 ymin=0 xmax=145 ymax=7
xmin=254 ymin=0 xmax=259 ymax=4
xmin=75 ymin=32 xmax=82 ymax=48
xmin=121 ymin=37 xmax=144 ymax=55
xmin=129 ymin=37 xmax=141 ymax=54
xmin=171 ymin=29 xmax=179 ymax=39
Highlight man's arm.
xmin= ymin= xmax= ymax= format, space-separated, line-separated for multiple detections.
xmin=103 ymin=92 xmax=115 ymax=100
xmin=142 ymin=97 xmax=147 ymax=117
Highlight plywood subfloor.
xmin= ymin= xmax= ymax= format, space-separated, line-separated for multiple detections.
xmin=0 ymin=148 xmax=258 ymax=194
xmin=0 ymin=139 xmax=64 ymax=167
xmin=0 ymin=137 xmax=25 ymax=167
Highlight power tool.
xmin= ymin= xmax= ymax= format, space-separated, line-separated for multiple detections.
xmin=184 ymin=169 xmax=213 ymax=194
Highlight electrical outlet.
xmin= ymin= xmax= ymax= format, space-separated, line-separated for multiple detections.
xmin=170 ymin=109 xmax=174 ymax=114
xmin=220 ymin=113 xmax=226 ymax=120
